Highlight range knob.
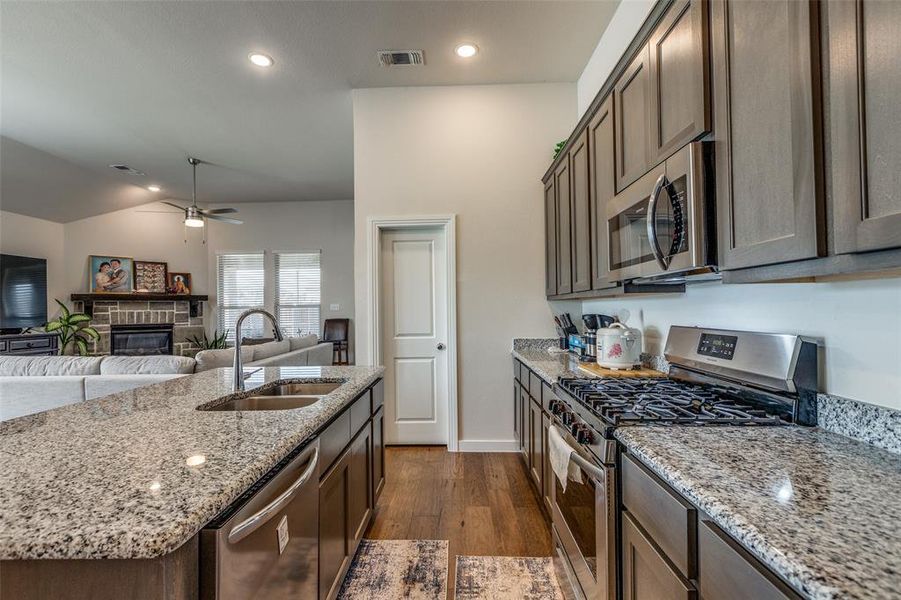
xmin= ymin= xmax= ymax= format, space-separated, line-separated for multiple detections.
xmin=560 ymin=410 xmax=574 ymax=426
xmin=570 ymin=422 xmax=583 ymax=437
xmin=548 ymin=400 xmax=562 ymax=415
xmin=576 ymin=427 xmax=595 ymax=445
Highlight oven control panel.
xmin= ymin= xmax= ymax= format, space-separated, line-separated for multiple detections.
xmin=697 ymin=332 xmax=737 ymax=360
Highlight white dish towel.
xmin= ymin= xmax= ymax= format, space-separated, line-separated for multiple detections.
xmin=548 ymin=425 xmax=583 ymax=493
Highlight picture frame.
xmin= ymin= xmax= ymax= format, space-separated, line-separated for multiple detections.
xmin=89 ymin=255 xmax=134 ymax=293
xmin=134 ymin=260 xmax=169 ymax=293
xmin=167 ymin=272 xmax=192 ymax=295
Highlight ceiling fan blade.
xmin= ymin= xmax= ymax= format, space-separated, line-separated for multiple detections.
xmin=206 ymin=215 xmax=243 ymax=225
xmin=137 ymin=210 xmax=183 ymax=214
xmin=200 ymin=208 xmax=238 ymax=215
xmin=161 ymin=200 xmax=188 ymax=211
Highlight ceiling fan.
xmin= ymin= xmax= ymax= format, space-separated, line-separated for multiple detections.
xmin=140 ymin=157 xmax=243 ymax=243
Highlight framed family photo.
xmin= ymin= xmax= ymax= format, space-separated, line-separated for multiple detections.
xmin=134 ymin=260 xmax=168 ymax=293
xmin=167 ymin=272 xmax=192 ymax=294
xmin=89 ymin=256 xmax=134 ymax=293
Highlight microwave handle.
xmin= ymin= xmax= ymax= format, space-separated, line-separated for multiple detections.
xmin=647 ymin=173 xmax=671 ymax=270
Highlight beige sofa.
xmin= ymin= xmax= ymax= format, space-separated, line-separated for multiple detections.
xmin=0 ymin=336 xmax=333 ymax=421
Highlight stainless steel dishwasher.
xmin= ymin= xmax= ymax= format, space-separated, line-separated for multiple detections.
xmin=200 ymin=439 xmax=320 ymax=600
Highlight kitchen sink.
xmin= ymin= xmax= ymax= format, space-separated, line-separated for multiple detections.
xmin=200 ymin=382 xmax=342 ymax=412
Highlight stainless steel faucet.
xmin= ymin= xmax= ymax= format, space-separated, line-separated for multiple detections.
xmin=233 ymin=308 xmax=283 ymax=392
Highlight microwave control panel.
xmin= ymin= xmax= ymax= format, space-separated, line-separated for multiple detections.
xmin=697 ymin=333 xmax=738 ymax=360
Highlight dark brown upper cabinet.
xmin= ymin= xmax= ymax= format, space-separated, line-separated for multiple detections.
xmin=570 ymin=130 xmax=592 ymax=292
xmin=588 ymin=96 xmax=619 ymax=290
xmin=711 ymin=0 xmax=824 ymax=271
xmin=828 ymin=0 xmax=901 ymax=255
xmin=555 ymin=156 xmax=573 ymax=295
xmin=544 ymin=178 xmax=557 ymax=296
xmin=615 ymin=45 xmax=651 ymax=192
xmin=648 ymin=0 xmax=710 ymax=165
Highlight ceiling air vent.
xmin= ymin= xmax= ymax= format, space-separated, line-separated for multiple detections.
xmin=109 ymin=164 xmax=145 ymax=176
xmin=377 ymin=50 xmax=425 ymax=67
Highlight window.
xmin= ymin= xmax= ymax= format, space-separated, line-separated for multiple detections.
xmin=276 ymin=252 xmax=321 ymax=336
xmin=217 ymin=253 xmax=265 ymax=342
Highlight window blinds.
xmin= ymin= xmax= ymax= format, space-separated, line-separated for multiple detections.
xmin=217 ymin=253 xmax=265 ymax=342
xmin=275 ymin=252 xmax=321 ymax=337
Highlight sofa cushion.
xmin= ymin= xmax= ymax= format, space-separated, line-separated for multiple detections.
xmin=0 ymin=376 xmax=87 ymax=421
xmin=85 ymin=374 xmax=188 ymax=400
xmin=252 ymin=340 xmax=291 ymax=361
xmin=289 ymin=334 xmax=319 ymax=352
xmin=0 ymin=356 xmax=103 ymax=377
xmin=194 ymin=347 xmax=254 ymax=372
xmin=100 ymin=355 xmax=196 ymax=375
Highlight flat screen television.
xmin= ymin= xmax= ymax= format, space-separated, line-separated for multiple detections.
xmin=0 ymin=254 xmax=48 ymax=332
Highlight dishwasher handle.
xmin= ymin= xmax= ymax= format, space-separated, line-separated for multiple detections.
xmin=227 ymin=446 xmax=319 ymax=544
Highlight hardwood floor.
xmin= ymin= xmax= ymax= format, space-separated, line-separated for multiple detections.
xmin=365 ymin=446 xmax=553 ymax=596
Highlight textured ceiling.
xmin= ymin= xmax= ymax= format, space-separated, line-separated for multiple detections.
xmin=0 ymin=0 xmax=618 ymax=222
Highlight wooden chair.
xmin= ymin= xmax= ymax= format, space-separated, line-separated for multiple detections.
xmin=323 ymin=318 xmax=350 ymax=365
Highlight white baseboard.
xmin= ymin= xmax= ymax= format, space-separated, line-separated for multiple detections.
xmin=456 ymin=439 xmax=518 ymax=453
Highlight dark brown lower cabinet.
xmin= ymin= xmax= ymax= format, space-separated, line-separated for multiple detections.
xmin=698 ymin=520 xmax=801 ymax=600
xmin=541 ymin=412 xmax=552 ymax=513
xmin=372 ymin=406 xmax=385 ymax=503
xmin=519 ymin=385 xmax=529 ymax=463
xmin=529 ymin=398 xmax=543 ymax=491
xmin=622 ymin=512 xmax=696 ymax=600
xmin=348 ymin=426 xmax=373 ymax=549
xmin=319 ymin=446 xmax=351 ymax=600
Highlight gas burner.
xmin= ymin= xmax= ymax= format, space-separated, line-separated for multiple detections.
xmin=557 ymin=377 xmax=792 ymax=430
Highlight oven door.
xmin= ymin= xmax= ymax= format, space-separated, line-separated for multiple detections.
xmin=606 ymin=142 xmax=710 ymax=282
xmin=550 ymin=430 xmax=616 ymax=600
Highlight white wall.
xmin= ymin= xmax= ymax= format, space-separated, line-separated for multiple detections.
xmin=353 ymin=83 xmax=580 ymax=449
xmin=576 ymin=0 xmax=656 ymax=117
xmin=583 ymin=278 xmax=901 ymax=410
xmin=63 ymin=202 xmax=209 ymax=295
xmin=0 ymin=210 xmax=66 ymax=318
xmin=205 ymin=200 xmax=355 ymax=358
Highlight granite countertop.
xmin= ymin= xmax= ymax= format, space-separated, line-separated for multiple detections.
xmin=616 ymin=426 xmax=901 ymax=600
xmin=511 ymin=338 xmax=585 ymax=383
xmin=0 ymin=365 xmax=383 ymax=561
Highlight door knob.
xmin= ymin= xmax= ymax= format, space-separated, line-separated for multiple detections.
xmin=437 ymin=343 xmax=446 ymax=350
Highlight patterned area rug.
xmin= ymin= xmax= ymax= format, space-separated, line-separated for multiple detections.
xmin=454 ymin=556 xmax=565 ymax=600
xmin=337 ymin=539 xmax=449 ymax=600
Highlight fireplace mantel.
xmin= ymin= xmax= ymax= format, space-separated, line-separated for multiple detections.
xmin=71 ymin=293 xmax=208 ymax=318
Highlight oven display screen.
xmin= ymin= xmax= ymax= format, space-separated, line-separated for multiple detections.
xmin=697 ymin=333 xmax=738 ymax=360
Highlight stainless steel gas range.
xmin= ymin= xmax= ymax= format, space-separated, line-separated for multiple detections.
xmin=547 ymin=326 xmax=819 ymax=600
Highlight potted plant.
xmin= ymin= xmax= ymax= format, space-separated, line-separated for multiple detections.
xmin=44 ymin=300 xmax=100 ymax=355
xmin=187 ymin=329 xmax=229 ymax=350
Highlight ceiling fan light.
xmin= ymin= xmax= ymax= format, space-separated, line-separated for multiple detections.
xmin=184 ymin=216 xmax=205 ymax=228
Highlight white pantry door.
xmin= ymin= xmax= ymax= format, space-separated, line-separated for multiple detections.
xmin=380 ymin=227 xmax=449 ymax=445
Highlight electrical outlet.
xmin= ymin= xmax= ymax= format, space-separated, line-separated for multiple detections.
xmin=329 ymin=304 xmax=340 ymax=311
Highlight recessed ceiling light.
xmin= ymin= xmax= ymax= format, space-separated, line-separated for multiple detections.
xmin=248 ymin=52 xmax=274 ymax=68
xmin=147 ymin=185 xmax=161 ymax=192
xmin=454 ymin=43 xmax=478 ymax=58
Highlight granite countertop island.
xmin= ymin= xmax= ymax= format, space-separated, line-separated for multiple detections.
xmin=616 ymin=426 xmax=901 ymax=600
xmin=0 ymin=365 xmax=383 ymax=561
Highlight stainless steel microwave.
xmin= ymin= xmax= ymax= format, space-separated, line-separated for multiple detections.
xmin=606 ymin=142 xmax=717 ymax=282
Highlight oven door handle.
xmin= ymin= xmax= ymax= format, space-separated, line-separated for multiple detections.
xmin=646 ymin=173 xmax=671 ymax=271
xmin=569 ymin=448 xmax=607 ymax=484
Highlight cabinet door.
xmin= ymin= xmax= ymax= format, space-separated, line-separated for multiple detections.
xmin=347 ymin=426 xmax=373 ymax=551
xmin=519 ymin=386 xmax=529 ymax=464
xmin=712 ymin=0 xmax=824 ymax=270
xmin=615 ymin=45 xmax=651 ymax=192
xmin=372 ymin=406 xmax=385 ymax=503
xmin=555 ymin=155 xmax=573 ymax=295
xmin=829 ymin=0 xmax=901 ymax=254
xmin=529 ymin=399 xmax=543 ymax=493
xmin=541 ymin=412 xmax=552 ymax=513
xmin=648 ymin=0 xmax=709 ymax=164
xmin=570 ymin=130 xmax=592 ymax=292
xmin=544 ymin=178 xmax=558 ymax=296
xmin=319 ymin=455 xmax=350 ymax=600
xmin=622 ymin=513 xmax=697 ymax=600
xmin=588 ymin=96 xmax=619 ymax=290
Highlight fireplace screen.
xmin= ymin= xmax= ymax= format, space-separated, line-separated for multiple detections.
xmin=110 ymin=325 xmax=174 ymax=356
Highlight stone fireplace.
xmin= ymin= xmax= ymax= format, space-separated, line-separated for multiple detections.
xmin=110 ymin=324 xmax=174 ymax=356
xmin=71 ymin=299 xmax=204 ymax=356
